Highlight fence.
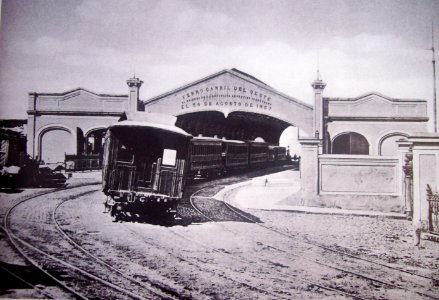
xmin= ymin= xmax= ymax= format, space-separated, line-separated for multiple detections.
xmin=65 ymin=155 xmax=102 ymax=171
xmin=427 ymin=186 xmax=439 ymax=235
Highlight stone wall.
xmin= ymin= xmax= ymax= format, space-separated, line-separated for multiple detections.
xmin=316 ymin=155 xmax=402 ymax=212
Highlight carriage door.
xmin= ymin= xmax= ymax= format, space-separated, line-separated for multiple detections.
xmin=153 ymin=149 xmax=185 ymax=198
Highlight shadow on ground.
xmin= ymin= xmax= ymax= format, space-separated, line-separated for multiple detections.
xmin=108 ymin=198 xmax=262 ymax=227
xmin=0 ymin=261 xmax=58 ymax=295
xmin=0 ymin=188 xmax=24 ymax=194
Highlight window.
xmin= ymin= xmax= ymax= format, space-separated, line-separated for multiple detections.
xmin=162 ymin=149 xmax=177 ymax=166
xmin=332 ymin=132 xmax=369 ymax=155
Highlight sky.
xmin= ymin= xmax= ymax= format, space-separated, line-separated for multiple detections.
xmin=0 ymin=0 xmax=438 ymax=131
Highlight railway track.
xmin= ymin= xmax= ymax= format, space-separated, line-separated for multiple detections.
xmin=222 ymin=199 xmax=439 ymax=288
xmin=4 ymin=185 xmax=178 ymax=300
xmin=166 ymin=224 xmax=365 ymax=299
xmin=189 ymin=189 xmax=364 ymax=299
xmin=189 ymin=187 xmax=439 ymax=299
xmin=122 ymin=223 xmax=299 ymax=300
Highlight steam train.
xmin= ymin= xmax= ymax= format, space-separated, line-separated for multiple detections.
xmin=102 ymin=113 xmax=287 ymax=219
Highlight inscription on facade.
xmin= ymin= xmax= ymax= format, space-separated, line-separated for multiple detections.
xmin=180 ymin=85 xmax=273 ymax=111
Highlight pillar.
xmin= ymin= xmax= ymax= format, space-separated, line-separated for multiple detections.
xmin=409 ymin=133 xmax=439 ymax=226
xmin=396 ymin=139 xmax=413 ymax=215
xmin=299 ymin=138 xmax=321 ymax=205
xmin=27 ymin=93 xmax=38 ymax=158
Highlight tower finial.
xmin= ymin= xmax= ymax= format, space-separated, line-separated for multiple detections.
xmin=317 ymin=50 xmax=321 ymax=80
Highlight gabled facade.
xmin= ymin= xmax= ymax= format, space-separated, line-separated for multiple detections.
xmin=27 ymin=87 xmax=132 ymax=164
xmin=143 ymin=68 xmax=314 ymax=142
xmin=323 ymin=92 xmax=429 ymax=156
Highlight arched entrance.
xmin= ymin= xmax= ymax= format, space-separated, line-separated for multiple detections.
xmin=38 ymin=126 xmax=75 ymax=164
xmin=144 ymin=68 xmax=313 ymax=138
xmin=176 ymin=111 xmax=292 ymax=144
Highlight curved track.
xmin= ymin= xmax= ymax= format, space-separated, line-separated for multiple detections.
xmin=4 ymin=185 xmax=177 ymax=300
xmin=189 ymin=190 xmax=363 ymax=299
xmin=189 ymin=188 xmax=439 ymax=299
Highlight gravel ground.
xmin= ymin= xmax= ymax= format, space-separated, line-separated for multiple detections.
xmin=0 ymin=173 xmax=102 ymax=299
xmin=1 ymin=167 xmax=438 ymax=299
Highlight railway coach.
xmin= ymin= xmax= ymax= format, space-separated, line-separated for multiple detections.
xmin=102 ymin=113 xmax=192 ymax=219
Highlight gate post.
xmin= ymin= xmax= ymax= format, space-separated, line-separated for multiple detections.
xmin=397 ymin=139 xmax=413 ymax=217
xmin=409 ymin=133 xmax=439 ymax=227
xmin=403 ymin=151 xmax=413 ymax=219
xmin=298 ymin=138 xmax=321 ymax=205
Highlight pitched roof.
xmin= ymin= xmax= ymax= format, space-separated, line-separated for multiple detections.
xmin=144 ymin=68 xmax=312 ymax=109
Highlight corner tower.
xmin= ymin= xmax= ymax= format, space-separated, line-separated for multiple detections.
xmin=126 ymin=77 xmax=143 ymax=112
xmin=311 ymin=70 xmax=326 ymax=140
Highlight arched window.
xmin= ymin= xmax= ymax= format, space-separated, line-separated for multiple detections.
xmin=379 ymin=133 xmax=408 ymax=156
xmin=85 ymin=129 xmax=107 ymax=155
xmin=332 ymin=132 xmax=369 ymax=155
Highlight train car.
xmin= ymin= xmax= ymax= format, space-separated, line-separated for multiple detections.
xmin=102 ymin=114 xmax=192 ymax=219
xmin=268 ymin=145 xmax=276 ymax=163
xmin=189 ymin=136 xmax=223 ymax=177
xmin=222 ymin=139 xmax=249 ymax=169
xmin=274 ymin=146 xmax=287 ymax=163
xmin=248 ymin=141 xmax=270 ymax=167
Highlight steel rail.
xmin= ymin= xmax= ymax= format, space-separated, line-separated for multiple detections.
xmin=9 ymin=233 xmax=149 ymax=300
xmin=2 ymin=187 xmax=93 ymax=300
xmin=224 ymin=199 xmax=439 ymax=281
xmin=3 ymin=185 xmax=150 ymax=300
xmin=221 ymin=200 xmax=439 ymax=299
xmin=189 ymin=191 xmax=363 ymax=300
xmin=53 ymin=196 xmax=178 ymax=300
xmin=123 ymin=223 xmax=292 ymax=300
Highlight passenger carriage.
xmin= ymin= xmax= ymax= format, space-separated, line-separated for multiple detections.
xmin=274 ymin=146 xmax=287 ymax=162
xmin=189 ymin=136 xmax=223 ymax=178
xmin=249 ymin=141 xmax=270 ymax=166
xmin=102 ymin=113 xmax=192 ymax=218
xmin=222 ymin=139 xmax=249 ymax=169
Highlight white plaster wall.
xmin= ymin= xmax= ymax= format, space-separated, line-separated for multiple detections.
xmin=319 ymin=155 xmax=400 ymax=195
xmin=327 ymin=121 xmax=427 ymax=155
xmin=33 ymin=115 xmax=119 ymax=160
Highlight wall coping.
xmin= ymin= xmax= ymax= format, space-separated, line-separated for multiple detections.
xmin=319 ymin=154 xmax=399 ymax=163
xmin=408 ymin=132 xmax=439 ymax=144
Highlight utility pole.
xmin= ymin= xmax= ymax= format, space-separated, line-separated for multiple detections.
xmin=430 ymin=23 xmax=437 ymax=132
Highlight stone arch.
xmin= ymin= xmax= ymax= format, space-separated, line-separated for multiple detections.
xmin=378 ymin=131 xmax=409 ymax=156
xmin=332 ymin=132 xmax=369 ymax=155
xmin=83 ymin=126 xmax=108 ymax=155
xmin=36 ymin=124 xmax=75 ymax=163
xmin=176 ymin=110 xmax=298 ymax=144
xmin=84 ymin=125 xmax=108 ymax=138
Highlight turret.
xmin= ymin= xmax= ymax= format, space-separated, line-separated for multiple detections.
xmin=311 ymin=70 xmax=326 ymax=140
xmin=126 ymin=77 xmax=143 ymax=112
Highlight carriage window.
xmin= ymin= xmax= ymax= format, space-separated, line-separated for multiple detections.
xmin=162 ymin=149 xmax=177 ymax=166
xmin=117 ymin=144 xmax=134 ymax=162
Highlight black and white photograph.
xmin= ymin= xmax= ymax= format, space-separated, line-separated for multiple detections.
xmin=0 ymin=0 xmax=438 ymax=299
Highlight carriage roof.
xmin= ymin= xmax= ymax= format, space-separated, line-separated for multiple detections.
xmin=222 ymin=138 xmax=246 ymax=144
xmin=109 ymin=120 xmax=192 ymax=137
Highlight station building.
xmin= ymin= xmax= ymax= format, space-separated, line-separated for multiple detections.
xmin=14 ymin=69 xmax=439 ymax=235
xmin=26 ymin=69 xmax=428 ymax=165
